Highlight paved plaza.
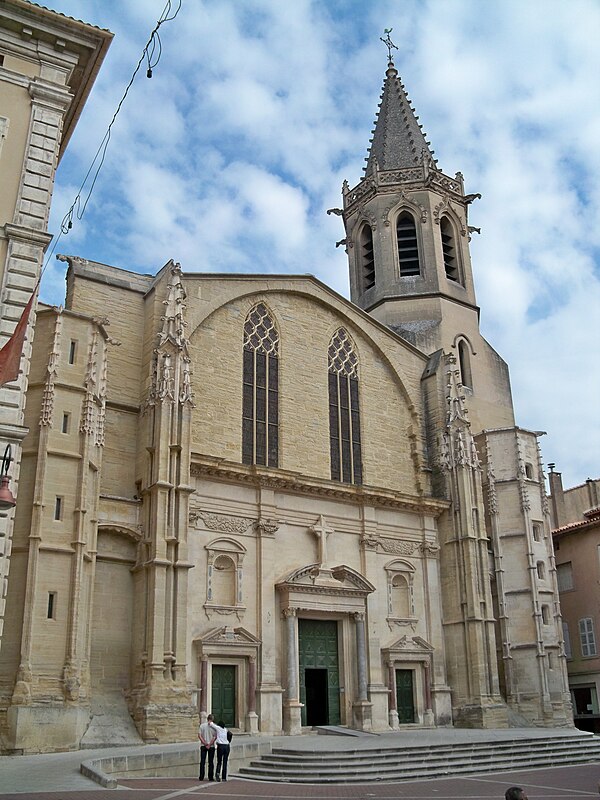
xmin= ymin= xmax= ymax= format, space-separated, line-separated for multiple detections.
xmin=1 ymin=730 xmax=599 ymax=799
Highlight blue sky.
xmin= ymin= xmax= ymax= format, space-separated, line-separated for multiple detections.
xmin=40 ymin=0 xmax=600 ymax=489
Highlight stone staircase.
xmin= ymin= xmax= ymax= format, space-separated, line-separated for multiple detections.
xmin=238 ymin=732 xmax=600 ymax=783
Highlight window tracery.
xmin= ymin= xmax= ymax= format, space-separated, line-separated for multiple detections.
xmin=328 ymin=328 xmax=362 ymax=484
xmin=242 ymin=303 xmax=279 ymax=467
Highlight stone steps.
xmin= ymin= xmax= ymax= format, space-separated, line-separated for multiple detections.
xmin=238 ymin=733 xmax=600 ymax=783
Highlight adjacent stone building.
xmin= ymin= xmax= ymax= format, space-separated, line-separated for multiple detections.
xmin=0 ymin=0 xmax=112 ymax=653
xmin=550 ymin=470 xmax=600 ymax=733
xmin=0 ymin=53 xmax=573 ymax=753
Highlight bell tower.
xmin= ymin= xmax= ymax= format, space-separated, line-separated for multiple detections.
xmin=337 ymin=51 xmax=514 ymax=433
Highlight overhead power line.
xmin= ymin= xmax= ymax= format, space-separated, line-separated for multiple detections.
xmin=42 ymin=0 xmax=182 ymax=274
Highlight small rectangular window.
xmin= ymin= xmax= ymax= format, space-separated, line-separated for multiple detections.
xmin=54 ymin=496 xmax=62 ymax=520
xmin=541 ymin=605 xmax=550 ymax=624
xmin=47 ymin=592 xmax=56 ymax=619
xmin=579 ymin=617 xmax=597 ymax=657
xmin=61 ymin=413 xmax=69 ymax=434
xmin=68 ymin=340 xmax=77 ymax=364
xmin=532 ymin=522 xmax=542 ymax=542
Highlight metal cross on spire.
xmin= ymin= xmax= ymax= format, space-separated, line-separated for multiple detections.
xmin=380 ymin=28 xmax=398 ymax=62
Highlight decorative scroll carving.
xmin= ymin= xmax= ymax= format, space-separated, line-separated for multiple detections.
xmin=379 ymin=539 xmax=419 ymax=556
xmin=190 ymin=510 xmax=254 ymax=534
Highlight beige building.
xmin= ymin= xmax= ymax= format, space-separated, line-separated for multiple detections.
xmin=0 ymin=0 xmax=112 ymax=652
xmin=550 ymin=471 xmax=600 ymax=733
xmin=0 ymin=54 xmax=573 ymax=753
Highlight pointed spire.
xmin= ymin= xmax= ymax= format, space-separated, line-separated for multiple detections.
xmin=364 ymin=57 xmax=435 ymax=177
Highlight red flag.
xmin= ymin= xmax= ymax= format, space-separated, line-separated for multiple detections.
xmin=0 ymin=291 xmax=36 ymax=388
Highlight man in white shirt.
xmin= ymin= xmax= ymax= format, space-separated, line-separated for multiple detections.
xmin=198 ymin=713 xmax=217 ymax=781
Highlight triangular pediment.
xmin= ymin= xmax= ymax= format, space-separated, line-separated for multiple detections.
xmin=276 ymin=563 xmax=375 ymax=596
xmin=198 ymin=626 xmax=260 ymax=646
xmin=386 ymin=635 xmax=434 ymax=655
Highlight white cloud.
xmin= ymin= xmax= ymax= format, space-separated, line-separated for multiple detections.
xmin=39 ymin=0 xmax=600 ymax=488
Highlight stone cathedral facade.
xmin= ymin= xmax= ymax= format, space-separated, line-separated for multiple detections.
xmin=0 ymin=57 xmax=573 ymax=753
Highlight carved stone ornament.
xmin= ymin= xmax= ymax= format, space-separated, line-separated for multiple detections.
xmin=419 ymin=541 xmax=440 ymax=556
xmin=379 ymin=539 xmax=420 ymax=556
xmin=382 ymin=190 xmax=427 ymax=226
xmin=39 ymin=311 xmax=61 ymax=427
xmin=255 ymin=518 xmax=279 ymax=536
xmin=190 ymin=510 xmax=254 ymax=534
xmin=360 ymin=535 xmax=379 ymax=549
xmin=440 ymin=352 xmax=481 ymax=471
xmin=433 ymin=196 xmax=467 ymax=236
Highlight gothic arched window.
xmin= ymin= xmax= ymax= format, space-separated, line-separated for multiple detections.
xmin=440 ymin=215 xmax=459 ymax=282
xmin=328 ymin=328 xmax=362 ymax=484
xmin=359 ymin=223 xmax=375 ymax=291
xmin=242 ymin=303 xmax=279 ymax=467
xmin=396 ymin=211 xmax=420 ymax=276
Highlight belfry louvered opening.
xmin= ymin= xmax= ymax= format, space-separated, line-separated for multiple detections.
xmin=359 ymin=223 xmax=375 ymax=291
xmin=328 ymin=328 xmax=363 ymax=485
xmin=441 ymin=216 xmax=459 ymax=281
xmin=396 ymin=211 xmax=420 ymax=276
xmin=242 ymin=304 xmax=279 ymax=467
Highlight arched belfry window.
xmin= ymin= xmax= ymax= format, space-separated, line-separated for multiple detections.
xmin=242 ymin=303 xmax=279 ymax=467
xmin=440 ymin=216 xmax=459 ymax=282
xmin=328 ymin=328 xmax=362 ymax=484
xmin=359 ymin=223 xmax=375 ymax=291
xmin=396 ymin=211 xmax=420 ymax=276
xmin=458 ymin=339 xmax=473 ymax=390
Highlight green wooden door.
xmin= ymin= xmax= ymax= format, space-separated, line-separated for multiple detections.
xmin=298 ymin=619 xmax=340 ymax=726
xmin=395 ymin=668 xmax=415 ymax=723
xmin=211 ymin=665 xmax=235 ymax=726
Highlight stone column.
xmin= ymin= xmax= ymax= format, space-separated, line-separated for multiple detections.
xmin=423 ymin=660 xmax=434 ymax=725
xmin=352 ymin=612 xmax=372 ymax=731
xmin=282 ymin=607 xmax=302 ymax=734
xmin=199 ymin=656 xmax=208 ymax=723
xmin=246 ymin=656 xmax=259 ymax=733
xmin=388 ymin=662 xmax=399 ymax=729
xmin=355 ymin=612 xmax=368 ymax=702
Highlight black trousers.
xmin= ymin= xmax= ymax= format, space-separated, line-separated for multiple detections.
xmin=216 ymin=743 xmax=230 ymax=780
xmin=199 ymin=745 xmax=215 ymax=780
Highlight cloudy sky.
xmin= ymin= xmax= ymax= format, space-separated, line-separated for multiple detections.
xmin=40 ymin=0 xmax=599 ymax=490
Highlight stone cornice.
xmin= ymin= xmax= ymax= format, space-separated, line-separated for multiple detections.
xmin=28 ymin=77 xmax=71 ymax=110
xmin=3 ymin=223 xmax=53 ymax=247
xmin=190 ymin=455 xmax=449 ymax=517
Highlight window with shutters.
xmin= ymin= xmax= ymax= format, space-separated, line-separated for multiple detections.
xmin=242 ymin=304 xmax=279 ymax=467
xmin=328 ymin=328 xmax=362 ymax=484
xmin=359 ymin=223 xmax=375 ymax=291
xmin=579 ymin=617 xmax=597 ymax=657
xmin=556 ymin=562 xmax=574 ymax=592
xmin=440 ymin=215 xmax=460 ymax=282
xmin=396 ymin=211 xmax=421 ymax=276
